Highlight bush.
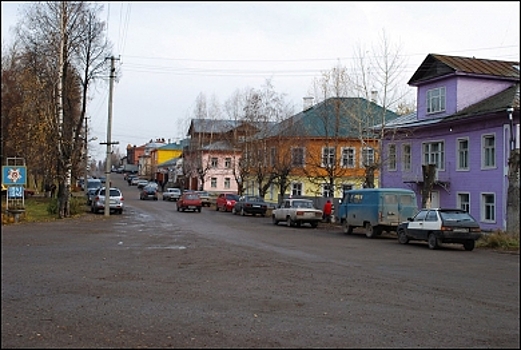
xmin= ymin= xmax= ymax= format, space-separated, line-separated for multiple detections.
xmin=477 ymin=230 xmax=520 ymax=250
xmin=47 ymin=197 xmax=85 ymax=216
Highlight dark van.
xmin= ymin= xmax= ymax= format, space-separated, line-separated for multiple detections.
xmin=338 ymin=188 xmax=418 ymax=238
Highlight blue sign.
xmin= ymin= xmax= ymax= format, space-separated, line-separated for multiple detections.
xmin=8 ymin=186 xmax=24 ymax=198
xmin=2 ymin=166 xmax=27 ymax=185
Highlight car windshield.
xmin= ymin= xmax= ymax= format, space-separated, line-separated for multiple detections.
xmin=293 ymin=200 xmax=313 ymax=208
xmin=226 ymin=194 xmax=239 ymax=200
xmin=99 ymin=189 xmax=121 ymax=197
xmin=185 ymin=194 xmax=199 ymax=200
xmin=440 ymin=210 xmax=476 ymax=222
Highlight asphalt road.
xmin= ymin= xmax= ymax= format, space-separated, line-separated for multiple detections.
xmin=1 ymin=175 xmax=519 ymax=348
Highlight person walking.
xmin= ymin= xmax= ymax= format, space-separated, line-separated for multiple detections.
xmin=323 ymin=199 xmax=332 ymax=223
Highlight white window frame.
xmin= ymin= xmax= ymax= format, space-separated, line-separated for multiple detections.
xmin=224 ymin=177 xmax=231 ymax=189
xmin=321 ymin=147 xmax=335 ymax=167
xmin=456 ymin=138 xmax=469 ymax=171
xmin=481 ymin=192 xmax=496 ymax=223
xmin=360 ymin=147 xmax=375 ymax=167
xmin=426 ymin=86 xmax=446 ymax=114
xmin=402 ymin=143 xmax=411 ymax=172
xmin=291 ymin=182 xmax=303 ymax=196
xmin=224 ymin=157 xmax=231 ymax=168
xmin=341 ymin=147 xmax=356 ymax=168
xmin=210 ymin=177 xmax=217 ymax=188
xmin=210 ymin=157 xmax=218 ymax=168
xmin=482 ymin=134 xmax=496 ymax=169
xmin=322 ymin=183 xmax=333 ymax=197
xmin=388 ymin=144 xmax=397 ymax=171
xmin=457 ymin=192 xmax=470 ymax=213
xmin=422 ymin=141 xmax=445 ymax=171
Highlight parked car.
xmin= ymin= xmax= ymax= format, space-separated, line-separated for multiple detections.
xmin=130 ymin=176 xmax=141 ymax=186
xmin=176 ymin=193 xmax=202 ymax=212
xmin=338 ymin=188 xmax=418 ymax=238
xmin=140 ymin=185 xmax=158 ymax=200
xmin=232 ymin=195 xmax=268 ymax=216
xmin=396 ymin=208 xmax=482 ymax=251
xmin=195 ymin=190 xmax=211 ymax=207
xmin=163 ymin=187 xmax=181 ymax=201
xmin=90 ymin=187 xmax=124 ymax=214
xmin=85 ymin=178 xmax=102 ymax=205
xmin=272 ymin=198 xmax=323 ymax=228
xmin=136 ymin=179 xmax=149 ymax=189
xmin=215 ymin=193 xmax=240 ymax=212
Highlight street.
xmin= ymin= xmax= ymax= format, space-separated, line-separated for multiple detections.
xmin=1 ymin=174 xmax=519 ymax=348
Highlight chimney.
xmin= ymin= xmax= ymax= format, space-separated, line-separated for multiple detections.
xmin=371 ymin=91 xmax=378 ymax=103
xmin=303 ymin=96 xmax=314 ymax=111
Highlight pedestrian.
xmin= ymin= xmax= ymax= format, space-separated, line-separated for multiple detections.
xmin=323 ymin=199 xmax=332 ymax=223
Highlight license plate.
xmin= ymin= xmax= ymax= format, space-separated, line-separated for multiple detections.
xmin=110 ymin=200 xmax=116 ymax=204
xmin=453 ymin=228 xmax=469 ymax=233
xmin=253 ymin=205 xmax=260 ymax=208
xmin=188 ymin=206 xmax=196 ymax=209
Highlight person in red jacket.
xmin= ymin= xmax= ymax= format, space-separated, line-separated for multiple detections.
xmin=323 ymin=199 xmax=332 ymax=223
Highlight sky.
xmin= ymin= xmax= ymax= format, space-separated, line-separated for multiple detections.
xmin=2 ymin=1 xmax=520 ymax=161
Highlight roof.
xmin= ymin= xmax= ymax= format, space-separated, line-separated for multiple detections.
xmin=187 ymin=119 xmax=272 ymax=136
xmin=408 ymin=54 xmax=520 ymax=86
xmin=265 ymin=97 xmax=400 ymax=138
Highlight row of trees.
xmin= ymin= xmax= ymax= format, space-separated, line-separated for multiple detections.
xmin=182 ymin=32 xmax=414 ymax=199
xmin=2 ymin=2 xmax=112 ymax=217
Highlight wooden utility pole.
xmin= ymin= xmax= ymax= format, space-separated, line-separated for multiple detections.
xmin=102 ymin=56 xmax=119 ymax=216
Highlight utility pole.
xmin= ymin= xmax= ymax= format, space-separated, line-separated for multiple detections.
xmin=101 ymin=56 xmax=119 ymax=216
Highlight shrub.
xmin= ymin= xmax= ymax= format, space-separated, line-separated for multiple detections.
xmin=477 ymin=230 xmax=520 ymax=250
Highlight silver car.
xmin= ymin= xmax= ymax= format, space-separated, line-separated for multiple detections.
xmin=90 ymin=187 xmax=124 ymax=214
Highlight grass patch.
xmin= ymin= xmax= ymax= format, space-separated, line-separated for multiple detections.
xmin=476 ymin=230 xmax=520 ymax=251
xmin=2 ymin=195 xmax=88 ymax=225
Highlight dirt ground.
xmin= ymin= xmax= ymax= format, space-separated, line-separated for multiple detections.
xmin=2 ymin=194 xmax=519 ymax=348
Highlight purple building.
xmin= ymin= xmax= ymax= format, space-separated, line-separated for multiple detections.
xmin=379 ymin=54 xmax=519 ymax=232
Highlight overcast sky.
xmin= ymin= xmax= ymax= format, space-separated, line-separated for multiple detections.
xmin=2 ymin=1 xmax=520 ymax=161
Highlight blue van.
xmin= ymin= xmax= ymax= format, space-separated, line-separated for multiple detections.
xmin=337 ymin=188 xmax=418 ymax=238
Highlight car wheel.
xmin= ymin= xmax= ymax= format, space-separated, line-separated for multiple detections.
xmin=272 ymin=216 xmax=278 ymax=225
xmin=215 ymin=205 xmax=219 ymax=211
xmin=365 ymin=222 xmax=377 ymax=238
xmin=241 ymin=208 xmax=246 ymax=216
xmin=310 ymin=222 xmax=318 ymax=228
xmin=428 ymin=233 xmax=440 ymax=250
xmin=463 ymin=240 xmax=475 ymax=251
xmin=286 ymin=216 xmax=293 ymax=227
xmin=232 ymin=207 xmax=237 ymax=215
xmin=343 ymin=223 xmax=353 ymax=235
xmin=176 ymin=205 xmax=180 ymax=212
xmin=197 ymin=207 xmax=201 ymax=213
xmin=398 ymin=229 xmax=409 ymax=244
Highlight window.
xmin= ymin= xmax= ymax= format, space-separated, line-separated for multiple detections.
xmin=224 ymin=177 xmax=231 ymax=189
xmin=341 ymin=147 xmax=356 ymax=168
xmin=457 ymin=192 xmax=470 ymax=212
xmin=422 ymin=141 xmax=444 ymax=170
xmin=291 ymin=182 xmax=302 ymax=196
xmin=388 ymin=144 xmax=396 ymax=171
xmin=224 ymin=157 xmax=231 ymax=168
xmin=322 ymin=147 xmax=335 ymax=167
xmin=457 ymin=138 xmax=469 ymax=170
xmin=361 ymin=147 xmax=375 ymax=167
xmin=402 ymin=144 xmax=411 ymax=172
xmin=291 ymin=147 xmax=305 ymax=167
xmin=481 ymin=193 xmax=495 ymax=222
xmin=482 ymin=134 xmax=496 ymax=168
xmin=270 ymin=147 xmax=277 ymax=167
xmin=211 ymin=157 xmax=218 ymax=168
xmin=211 ymin=177 xmax=217 ymax=188
xmin=426 ymin=87 xmax=446 ymax=114
xmin=322 ymin=183 xmax=333 ymax=197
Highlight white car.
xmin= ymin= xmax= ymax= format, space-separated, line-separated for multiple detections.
xmin=163 ymin=187 xmax=181 ymax=201
xmin=90 ymin=187 xmax=124 ymax=214
xmin=272 ymin=198 xmax=323 ymax=228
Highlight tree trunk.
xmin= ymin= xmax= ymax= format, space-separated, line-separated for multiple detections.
xmin=507 ymin=149 xmax=520 ymax=235
xmin=421 ymin=164 xmax=436 ymax=209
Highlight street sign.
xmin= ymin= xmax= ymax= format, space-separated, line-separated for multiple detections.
xmin=2 ymin=166 xmax=27 ymax=186
xmin=8 ymin=186 xmax=24 ymax=198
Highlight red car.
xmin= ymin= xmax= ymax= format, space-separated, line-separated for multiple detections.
xmin=215 ymin=193 xmax=240 ymax=212
xmin=176 ymin=193 xmax=202 ymax=212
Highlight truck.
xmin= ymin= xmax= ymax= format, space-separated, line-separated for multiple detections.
xmin=337 ymin=188 xmax=418 ymax=238
xmin=122 ymin=164 xmax=138 ymax=173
